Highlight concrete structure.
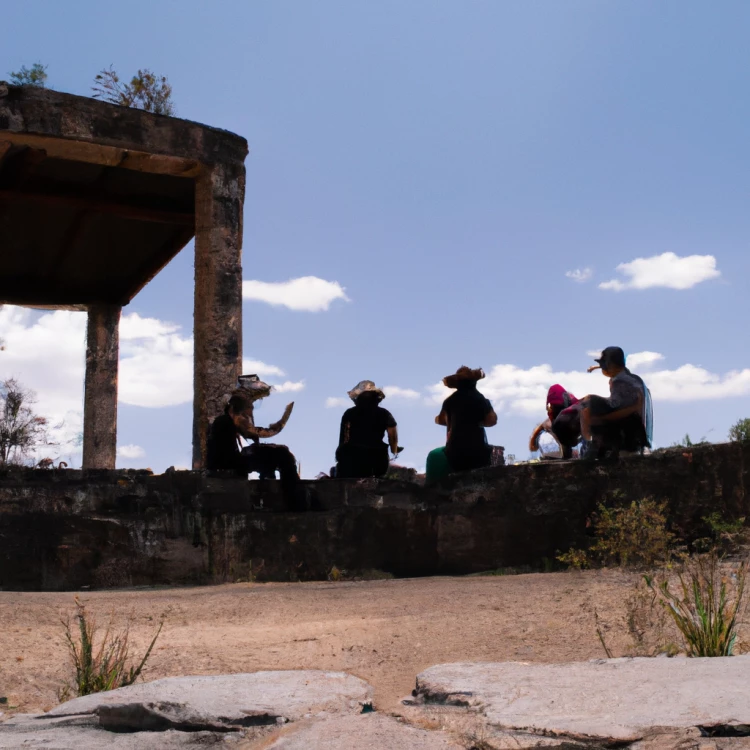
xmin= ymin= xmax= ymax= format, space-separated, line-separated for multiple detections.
xmin=0 ymin=442 xmax=746 ymax=590
xmin=0 ymin=83 xmax=248 ymax=469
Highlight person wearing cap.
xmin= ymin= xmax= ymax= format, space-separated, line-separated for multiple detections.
xmin=206 ymin=375 xmax=301 ymax=506
xmin=580 ymin=347 xmax=652 ymax=458
xmin=529 ymin=384 xmax=583 ymax=459
xmin=427 ymin=366 xmax=498 ymax=480
xmin=335 ymin=381 xmax=401 ymax=478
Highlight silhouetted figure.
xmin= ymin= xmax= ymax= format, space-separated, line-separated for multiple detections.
xmin=206 ymin=375 xmax=301 ymax=507
xmin=427 ymin=366 xmax=498 ymax=482
xmin=580 ymin=347 xmax=653 ymax=459
xmin=335 ymin=380 xmax=401 ymax=478
xmin=529 ymin=384 xmax=583 ymax=459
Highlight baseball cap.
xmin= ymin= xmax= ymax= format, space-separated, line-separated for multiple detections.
xmin=594 ymin=347 xmax=626 ymax=368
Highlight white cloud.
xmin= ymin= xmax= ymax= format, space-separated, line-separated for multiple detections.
xmin=242 ymin=276 xmax=350 ymax=312
xmin=599 ymin=253 xmax=721 ymax=291
xmin=565 ymin=268 xmax=593 ymax=283
xmin=626 ymin=351 xmax=664 ymax=370
xmin=325 ymin=397 xmax=349 ymax=408
xmin=242 ymin=359 xmax=285 ymax=378
xmin=0 ymin=306 xmax=299 ymax=462
xmin=426 ymin=352 xmax=750 ymax=416
xmin=118 ymin=444 xmax=145 ymax=459
xmin=273 ymin=380 xmax=305 ymax=394
xmin=383 ymin=386 xmax=420 ymax=400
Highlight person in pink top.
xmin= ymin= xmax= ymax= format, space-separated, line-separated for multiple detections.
xmin=529 ymin=384 xmax=583 ymax=459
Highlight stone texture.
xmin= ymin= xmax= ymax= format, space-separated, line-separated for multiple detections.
xmin=412 ymin=656 xmax=750 ymax=744
xmin=0 ymin=671 xmax=372 ymax=748
xmin=82 ymin=304 xmax=121 ymax=470
xmin=262 ymin=713 xmax=464 ymax=749
xmin=0 ymin=442 xmax=748 ymax=589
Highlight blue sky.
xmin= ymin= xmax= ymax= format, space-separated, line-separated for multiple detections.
xmin=2 ymin=1 xmax=750 ymax=474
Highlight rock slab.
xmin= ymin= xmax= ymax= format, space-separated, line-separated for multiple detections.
xmin=414 ymin=656 xmax=750 ymax=743
xmin=0 ymin=670 xmax=372 ymax=748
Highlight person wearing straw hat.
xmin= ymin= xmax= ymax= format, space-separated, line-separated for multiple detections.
xmin=426 ymin=366 xmax=498 ymax=482
xmin=206 ymin=375 xmax=300 ymax=506
xmin=335 ymin=380 xmax=402 ymax=478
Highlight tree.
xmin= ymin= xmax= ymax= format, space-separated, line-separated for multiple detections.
xmin=92 ymin=66 xmax=175 ymax=115
xmin=729 ymin=418 xmax=750 ymax=444
xmin=8 ymin=63 xmax=48 ymax=87
xmin=0 ymin=379 xmax=51 ymax=466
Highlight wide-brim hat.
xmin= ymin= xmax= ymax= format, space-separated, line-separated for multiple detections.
xmin=347 ymin=380 xmax=385 ymax=402
xmin=442 ymin=366 xmax=485 ymax=389
xmin=236 ymin=374 xmax=273 ymax=401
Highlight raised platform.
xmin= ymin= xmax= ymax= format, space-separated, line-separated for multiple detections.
xmin=1 ymin=442 xmax=747 ymax=590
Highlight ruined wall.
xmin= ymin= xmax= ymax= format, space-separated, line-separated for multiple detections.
xmin=0 ymin=443 xmax=747 ymax=591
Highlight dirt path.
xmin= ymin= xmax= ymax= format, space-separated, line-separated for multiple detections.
xmin=0 ymin=571 xmax=639 ymax=715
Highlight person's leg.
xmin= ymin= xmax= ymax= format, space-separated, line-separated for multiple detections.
xmin=551 ymin=410 xmax=582 ymax=459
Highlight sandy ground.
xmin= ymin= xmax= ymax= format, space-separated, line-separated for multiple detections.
xmin=0 ymin=571 xmax=641 ymax=716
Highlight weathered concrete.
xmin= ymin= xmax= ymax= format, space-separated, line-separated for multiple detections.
xmin=82 ymin=304 xmax=120 ymax=470
xmin=192 ymin=163 xmax=245 ymax=470
xmin=0 ymin=442 xmax=748 ymax=590
xmin=410 ymin=656 xmax=750 ymax=745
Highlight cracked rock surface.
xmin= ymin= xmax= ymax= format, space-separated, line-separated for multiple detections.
xmin=0 ymin=671 xmax=372 ymax=748
xmin=412 ymin=656 xmax=750 ymax=746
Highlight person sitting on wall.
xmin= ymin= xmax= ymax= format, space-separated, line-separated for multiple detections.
xmin=529 ymin=384 xmax=584 ymax=460
xmin=579 ymin=347 xmax=653 ymax=459
xmin=335 ymin=380 xmax=402 ymax=478
xmin=206 ymin=375 xmax=301 ymax=506
xmin=426 ymin=366 xmax=498 ymax=482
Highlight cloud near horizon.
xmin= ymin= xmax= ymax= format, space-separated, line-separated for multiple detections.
xmin=600 ymin=252 xmax=720 ymax=291
xmin=0 ymin=306 xmax=303 ymax=464
xmin=242 ymin=276 xmax=350 ymax=312
xmin=426 ymin=352 xmax=750 ymax=416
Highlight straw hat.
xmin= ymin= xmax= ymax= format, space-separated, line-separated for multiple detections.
xmin=347 ymin=380 xmax=385 ymax=402
xmin=442 ymin=366 xmax=485 ymax=390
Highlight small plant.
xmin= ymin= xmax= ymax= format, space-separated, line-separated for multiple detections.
xmin=695 ymin=512 xmax=748 ymax=556
xmin=61 ymin=597 xmax=164 ymax=697
xmin=9 ymin=63 xmax=48 ymax=87
xmin=558 ymin=498 xmax=676 ymax=569
xmin=92 ymin=66 xmax=175 ymax=115
xmin=645 ymin=555 xmax=746 ymax=657
xmin=729 ymin=418 xmax=750 ymax=444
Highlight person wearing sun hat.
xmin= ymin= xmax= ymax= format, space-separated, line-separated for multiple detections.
xmin=580 ymin=347 xmax=653 ymax=459
xmin=335 ymin=380 xmax=402 ymax=478
xmin=206 ymin=374 xmax=301 ymax=506
xmin=426 ymin=366 xmax=498 ymax=481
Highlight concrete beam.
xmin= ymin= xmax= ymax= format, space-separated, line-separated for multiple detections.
xmin=192 ymin=163 xmax=245 ymax=468
xmin=82 ymin=304 xmax=121 ymax=469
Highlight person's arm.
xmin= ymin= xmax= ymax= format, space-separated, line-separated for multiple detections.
xmin=237 ymin=402 xmax=295 ymax=440
xmin=483 ymin=409 xmax=498 ymax=427
xmin=387 ymin=426 xmax=399 ymax=456
xmin=529 ymin=419 xmax=552 ymax=451
xmin=339 ymin=414 xmax=350 ymax=447
xmin=435 ymin=410 xmax=448 ymax=426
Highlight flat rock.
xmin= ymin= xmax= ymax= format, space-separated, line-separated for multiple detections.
xmin=262 ymin=713 xmax=464 ymax=749
xmin=0 ymin=671 xmax=372 ymax=747
xmin=413 ymin=656 xmax=750 ymax=743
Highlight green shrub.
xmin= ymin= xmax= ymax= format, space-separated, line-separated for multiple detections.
xmin=558 ymin=498 xmax=676 ymax=569
xmin=728 ymin=418 xmax=750 ymax=443
xmin=61 ymin=597 xmax=163 ymax=698
xmin=645 ymin=555 xmax=746 ymax=657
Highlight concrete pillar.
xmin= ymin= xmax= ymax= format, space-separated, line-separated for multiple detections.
xmin=192 ymin=162 xmax=245 ymax=468
xmin=82 ymin=304 xmax=121 ymax=469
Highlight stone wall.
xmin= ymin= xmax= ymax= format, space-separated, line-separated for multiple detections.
xmin=0 ymin=442 xmax=747 ymax=590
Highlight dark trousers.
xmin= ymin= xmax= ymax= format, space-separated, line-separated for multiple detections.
xmin=240 ymin=444 xmax=301 ymax=507
xmin=587 ymin=396 xmax=648 ymax=456
xmin=551 ymin=408 xmax=583 ymax=460
xmin=335 ymin=443 xmax=389 ymax=478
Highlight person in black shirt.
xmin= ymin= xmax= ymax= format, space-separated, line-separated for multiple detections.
xmin=206 ymin=376 xmax=300 ymax=506
xmin=335 ymin=380 xmax=401 ymax=478
xmin=435 ymin=366 xmax=498 ymax=472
